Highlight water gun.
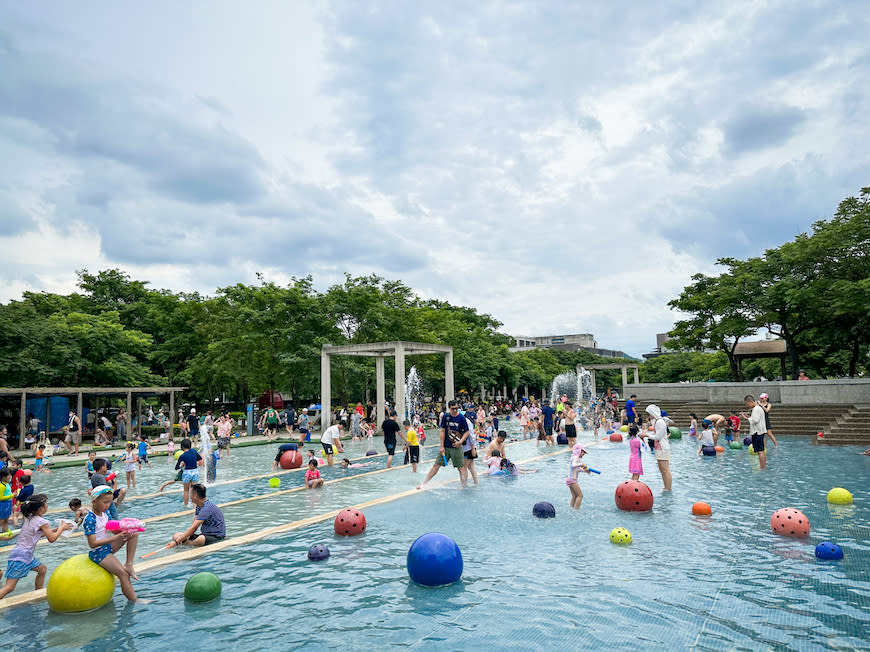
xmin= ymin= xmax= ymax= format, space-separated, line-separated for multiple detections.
xmin=106 ymin=518 xmax=146 ymax=533
xmin=106 ymin=472 xmax=117 ymax=483
xmin=581 ymin=465 xmax=601 ymax=474
xmin=0 ymin=528 xmax=20 ymax=540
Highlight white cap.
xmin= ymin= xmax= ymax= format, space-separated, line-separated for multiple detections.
xmin=190 ymin=408 xmax=196 ymax=414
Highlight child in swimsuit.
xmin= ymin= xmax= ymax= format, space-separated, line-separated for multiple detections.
xmin=566 ymin=444 xmax=591 ymax=509
xmin=83 ymin=486 xmax=142 ymax=602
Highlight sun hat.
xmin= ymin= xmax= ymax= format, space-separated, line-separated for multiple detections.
xmin=572 ymin=444 xmax=587 ymax=455
xmin=759 ymin=393 xmax=769 ymax=399
xmin=91 ymin=486 xmax=113 ymax=499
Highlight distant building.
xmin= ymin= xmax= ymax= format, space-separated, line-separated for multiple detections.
xmin=643 ymin=333 xmax=672 ymax=360
xmin=510 ymin=333 xmax=629 ymax=359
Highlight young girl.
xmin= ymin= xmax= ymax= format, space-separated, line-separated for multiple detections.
xmin=566 ymin=444 xmax=592 ymax=509
xmin=628 ymin=424 xmax=643 ymax=480
xmin=0 ymin=494 xmax=72 ymax=599
xmin=124 ymin=443 xmax=138 ymax=488
xmin=758 ymin=393 xmax=779 ymax=447
xmin=688 ymin=413 xmax=698 ymax=439
xmin=304 ymin=460 xmax=324 ymax=489
xmin=0 ymin=469 xmax=12 ymax=533
xmin=83 ymin=486 xmax=141 ymax=602
xmin=167 ymin=435 xmax=176 ymax=463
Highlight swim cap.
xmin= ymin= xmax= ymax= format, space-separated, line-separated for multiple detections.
xmin=91 ymin=486 xmax=113 ymax=499
xmin=759 ymin=393 xmax=769 ymax=399
xmin=701 ymin=419 xmax=712 ymax=428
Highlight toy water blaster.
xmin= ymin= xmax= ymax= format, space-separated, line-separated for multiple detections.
xmin=0 ymin=528 xmax=20 ymax=540
xmin=105 ymin=472 xmax=117 ymax=483
xmin=106 ymin=518 xmax=146 ymax=533
xmin=586 ymin=467 xmax=601 ymax=475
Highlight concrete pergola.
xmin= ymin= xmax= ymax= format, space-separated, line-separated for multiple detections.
xmin=578 ymin=363 xmax=640 ymax=397
xmin=0 ymin=386 xmax=187 ymax=452
xmin=321 ymin=341 xmax=454 ymax=431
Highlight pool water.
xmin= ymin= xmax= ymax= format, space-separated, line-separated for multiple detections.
xmin=1 ymin=428 xmax=868 ymax=651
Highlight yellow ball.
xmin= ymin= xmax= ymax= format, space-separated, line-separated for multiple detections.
xmin=620 ymin=425 xmax=629 ymax=433
xmin=827 ymin=487 xmax=853 ymax=505
xmin=47 ymin=554 xmax=115 ymax=613
xmin=174 ymin=450 xmax=183 ymax=460
xmin=268 ymin=477 xmax=281 ymax=488
xmin=609 ymin=527 xmax=632 ymax=545
xmin=748 ymin=446 xmax=758 ymax=455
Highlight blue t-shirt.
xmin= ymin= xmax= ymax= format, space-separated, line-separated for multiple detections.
xmin=176 ymin=449 xmax=202 ymax=470
xmin=439 ymin=413 xmax=469 ymax=449
xmin=195 ymin=500 xmax=226 ymax=537
xmin=137 ymin=441 xmax=148 ymax=456
xmin=625 ymin=399 xmax=636 ymax=420
xmin=187 ymin=415 xmax=200 ymax=435
xmin=16 ymin=485 xmax=34 ymax=502
xmin=541 ymin=406 xmax=555 ymax=426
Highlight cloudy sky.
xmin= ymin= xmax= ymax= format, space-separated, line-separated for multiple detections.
xmin=1 ymin=1 xmax=868 ymax=357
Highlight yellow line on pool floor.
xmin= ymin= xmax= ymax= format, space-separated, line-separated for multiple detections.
xmin=0 ymin=446 xmax=570 ymax=611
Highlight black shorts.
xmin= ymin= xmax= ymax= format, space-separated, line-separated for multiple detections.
xmin=463 ymin=449 xmax=476 ymax=459
xmin=139 ymin=454 xmax=148 ymax=463
xmin=751 ymin=433 xmax=766 ymax=452
xmin=544 ymin=424 xmax=553 ymax=437
xmin=407 ymin=445 xmax=420 ymax=463
xmin=385 ymin=440 xmax=396 ymax=455
xmin=201 ymin=534 xmax=225 ymax=546
xmin=565 ymin=424 xmax=577 ymax=439
xmin=321 ymin=442 xmax=334 ymax=455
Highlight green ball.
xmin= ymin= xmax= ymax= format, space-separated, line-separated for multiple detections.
xmin=729 ymin=441 xmax=742 ymax=449
xmin=668 ymin=427 xmax=682 ymax=439
xmin=748 ymin=445 xmax=758 ymax=455
xmin=184 ymin=572 xmax=222 ymax=603
xmin=609 ymin=527 xmax=632 ymax=545
xmin=268 ymin=477 xmax=281 ymax=488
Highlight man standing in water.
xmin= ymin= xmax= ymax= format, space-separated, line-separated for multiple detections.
xmin=563 ymin=400 xmax=577 ymax=447
xmin=645 ymin=404 xmax=672 ymax=491
xmin=416 ymin=400 xmax=469 ymax=489
xmin=381 ymin=411 xmax=401 ymax=468
xmin=741 ymin=395 xmax=768 ymax=469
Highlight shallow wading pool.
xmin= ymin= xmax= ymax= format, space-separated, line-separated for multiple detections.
xmin=1 ymin=427 xmax=868 ymax=650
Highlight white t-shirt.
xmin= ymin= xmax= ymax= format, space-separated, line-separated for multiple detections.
xmin=699 ymin=428 xmax=715 ymax=447
xmin=749 ymin=405 xmax=766 ymax=435
xmin=9 ymin=515 xmax=49 ymax=563
xmin=320 ymin=425 xmax=341 ymax=446
xmin=652 ymin=418 xmax=670 ymax=452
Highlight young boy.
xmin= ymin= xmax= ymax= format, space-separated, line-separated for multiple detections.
xmin=137 ymin=435 xmax=153 ymax=469
xmin=402 ymin=420 xmax=420 ymax=473
xmin=34 ymin=445 xmax=46 ymax=472
xmin=174 ymin=439 xmax=202 ymax=507
xmin=68 ymin=498 xmax=90 ymax=526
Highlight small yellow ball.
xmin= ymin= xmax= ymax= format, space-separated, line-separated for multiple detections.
xmin=47 ymin=554 xmax=115 ymax=613
xmin=827 ymin=487 xmax=853 ymax=505
xmin=609 ymin=527 xmax=632 ymax=545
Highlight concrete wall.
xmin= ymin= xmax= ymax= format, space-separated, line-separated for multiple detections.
xmin=623 ymin=379 xmax=870 ymax=405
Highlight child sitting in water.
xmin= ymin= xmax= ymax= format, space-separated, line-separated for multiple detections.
xmin=698 ymin=419 xmax=716 ymax=455
xmin=83 ymin=486 xmax=142 ymax=602
xmin=0 ymin=494 xmax=72 ymax=599
xmin=304 ymin=460 xmax=324 ymax=489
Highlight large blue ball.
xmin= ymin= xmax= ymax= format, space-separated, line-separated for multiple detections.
xmin=308 ymin=544 xmax=330 ymax=561
xmin=533 ymin=501 xmax=556 ymax=518
xmin=407 ymin=533 xmax=463 ymax=587
xmin=815 ymin=541 xmax=843 ymax=560
xmin=743 ymin=437 xmax=752 ymax=446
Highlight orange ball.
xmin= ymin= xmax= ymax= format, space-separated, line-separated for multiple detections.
xmin=691 ymin=501 xmax=712 ymax=516
xmin=714 ymin=445 xmax=724 ymax=452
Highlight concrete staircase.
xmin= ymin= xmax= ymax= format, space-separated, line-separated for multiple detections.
xmin=629 ymin=399 xmax=866 ymax=445
xmin=817 ymin=405 xmax=870 ymax=446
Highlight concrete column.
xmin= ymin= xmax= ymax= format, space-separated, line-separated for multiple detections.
xmin=45 ymin=399 xmax=51 ymax=444
xmin=394 ymin=344 xmax=406 ymax=421
xmin=19 ymin=391 xmax=26 ymax=452
xmin=444 ymin=350 xmax=454 ymax=403
xmin=480 ymin=384 xmax=485 ymax=402
xmin=169 ymin=391 xmax=175 ymax=430
xmin=376 ymin=356 xmax=385 ymax=432
xmin=590 ymin=370 xmax=597 ymax=398
xmin=502 ymin=384 xmax=507 ymax=400
xmin=524 ymin=385 xmax=528 ymax=400
xmin=321 ymin=349 xmax=331 ymax=431
xmin=621 ymin=366 xmax=628 ymax=388
xmin=126 ymin=391 xmax=132 ymax=438
xmin=77 ymin=392 xmax=83 ymax=439
xmin=633 ymin=367 xmax=639 ymax=384
xmin=136 ymin=397 xmax=142 ymax=438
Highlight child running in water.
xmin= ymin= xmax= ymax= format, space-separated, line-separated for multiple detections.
xmin=304 ymin=460 xmax=324 ymax=489
xmin=137 ymin=435 xmax=153 ymax=470
xmin=0 ymin=494 xmax=72 ymax=599
xmin=0 ymin=469 xmax=12 ymax=533
xmin=628 ymin=424 xmax=643 ymax=480
xmin=566 ymin=444 xmax=592 ymax=509
xmin=83 ymin=486 xmax=142 ymax=602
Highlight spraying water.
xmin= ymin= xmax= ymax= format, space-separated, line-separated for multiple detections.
xmin=577 ymin=366 xmax=593 ymax=403
xmin=200 ymin=426 xmax=215 ymax=484
xmin=550 ymin=370 xmax=578 ymax=405
xmin=404 ymin=366 xmax=424 ymax=421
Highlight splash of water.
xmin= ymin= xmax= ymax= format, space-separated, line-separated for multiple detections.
xmin=550 ymin=370 xmax=578 ymax=404
xmin=578 ymin=366 xmax=593 ymax=403
xmin=200 ymin=427 xmax=215 ymax=485
xmin=404 ymin=366 xmax=424 ymax=420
